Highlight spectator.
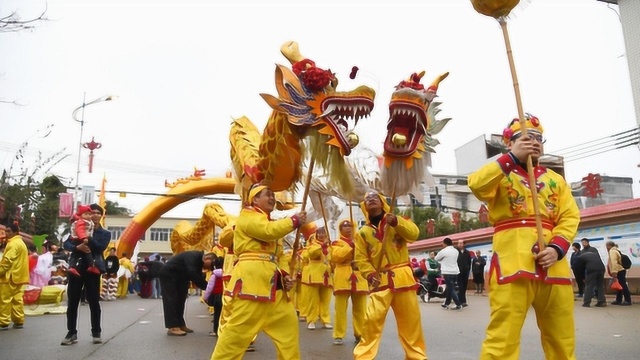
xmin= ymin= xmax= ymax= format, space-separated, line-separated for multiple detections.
xmin=102 ymin=247 xmax=119 ymax=301
xmin=576 ymin=246 xmax=606 ymax=307
xmin=61 ymin=204 xmax=110 ymax=345
xmin=472 ymin=250 xmax=487 ymax=294
xmin=606 ymin=241 xmax=632 ymax=306
xmin=203 ymin=256 xmax=224 ymax=337
xmin=570 ymin=242 xmax=584 ymax=298
xmin=159 ymin=250 xmax=215 ymax=336
xmin=31 ymin=241 xmax=55 ymax=288
xmin=426 ymin=252 xmax=440 ymax=295
xmin=435 ymin=237 xmax=462 ymax=310
xmin=0 ymin=222 xmax=29 ymax=330
xmin=67 ymin=205 xmax=100 ymax=277
xmin=456 ymin=240 xmax=472 ymax=306
xmin=581 ymin=238 xmax=597 ymax=254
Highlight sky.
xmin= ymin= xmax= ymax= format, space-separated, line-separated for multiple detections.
xmin=1 ymin=0 xmax=638 ymax=219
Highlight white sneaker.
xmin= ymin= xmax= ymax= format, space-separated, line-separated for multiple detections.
xmin=323 ymin=323 xmax=333 ymax=329
xmin=333 ymin=338 xmax=343 ymax=345
xmin=307 ymin=322 xmax=316 ymax=330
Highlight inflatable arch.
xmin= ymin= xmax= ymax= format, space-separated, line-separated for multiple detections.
xmin=116 ymin=178 xmax=236 ymax=258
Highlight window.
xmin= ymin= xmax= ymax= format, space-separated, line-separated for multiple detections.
xmin=107 ymin=226 xmax=126 ymax=240
xmin=150 ymin=228 xmax=171 ymax=242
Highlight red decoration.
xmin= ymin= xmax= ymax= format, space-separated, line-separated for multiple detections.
xmin=478 ymin=204 xmax=489 ymax=223
xmin=452 ymin=211 xmax=461 ymax=230
xmin=582 ymin=173 xmax=603 ymax=198
xmin=426 ymin=218 xmax=435 ymax=236
xmin=292 ymin=58 xmax=335 ymax=92
xmin=83 ymin=136 xmax=102 ymax=173
xmin=349 ymin=66 xmax=359 ymax=79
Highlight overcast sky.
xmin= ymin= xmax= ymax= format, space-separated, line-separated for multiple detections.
xmin=1 ymin=0 xmax=638 ymax=219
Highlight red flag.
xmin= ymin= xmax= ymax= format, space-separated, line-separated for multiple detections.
xmin=59 ymin=193 xmax=74 ymax=217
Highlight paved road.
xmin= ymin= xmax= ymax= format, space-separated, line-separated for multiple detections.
xmin=0 ymin=293 xmax=637 ymax=360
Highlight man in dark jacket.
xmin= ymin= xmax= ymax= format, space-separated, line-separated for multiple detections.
xmin=159 ymin=251 xmax=215 ymax=336
xmin=456 ymin=240 xmax=472 ymax=307
xmin=570 ymin=242 xmax=584 ymax=298
xmin=61 ymin=203 xmax=110 ymax=345
xmin=576 ymin=246 xmax=606 ymax=307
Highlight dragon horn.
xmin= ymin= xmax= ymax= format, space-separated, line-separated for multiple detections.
xmin=281 ymin=41 xmax=305 ymax=65
xmin=427 ymin=72 xmax=450 ymax=93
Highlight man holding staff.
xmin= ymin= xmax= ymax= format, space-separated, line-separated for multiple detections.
xmin=468 ymin=114 xmax=580 ymax=360
xmin=211 ymin=182 xmax=306 ymax=360
xmin=353 ymin=191 xmax=427 ymax=360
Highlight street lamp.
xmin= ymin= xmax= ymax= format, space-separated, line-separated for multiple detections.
xmin=71 ymin=93 xmax=116 ymax=213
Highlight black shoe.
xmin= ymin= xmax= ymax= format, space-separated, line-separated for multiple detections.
xmin=451 ymin=305 xmax=462 ymax=310
xmin=92 ymin=333 xmax=103 ymax=344
xmin=620 ymin=302 xmax=632 ymax=306
xmin=441 ymin=304 xmax=448 ymax=309
xmin=582 ymin=303 xmax=590 ymax=307
xmin=595 ymin=302 xmax=607 ymax=307
xmin=610 ymin=301 xmax=622 ymax=305
xmin=61 ymin=333 xmax=78 ymax=346
xmin=461 ymin=303 xmax=469 ymax=307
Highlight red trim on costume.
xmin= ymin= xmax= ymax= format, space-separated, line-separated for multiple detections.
xmin=489 ymin=253 xmax=573 ymax=286
xmin=549 ymin=236 xmax=570 ymax=256
xmin=496 ymin=153 xmax=518 ymax=174
xmin=493 ymin=217 xmax=554 ymax=233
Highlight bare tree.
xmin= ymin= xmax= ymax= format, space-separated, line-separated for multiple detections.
xmin=0 ymin=5 xmax=48 ymax=33
xmin=1 ymin=5 xmax=49 ymax=105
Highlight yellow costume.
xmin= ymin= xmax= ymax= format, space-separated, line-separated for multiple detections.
xmin=301 ymin=231 xmax=333 ymax=329
xmin=116 ymin=257 xmax=135 ymax=299
xmin=353 ymin=193 xmax=426 ymax=360
xmin=0 ymin=233 xmax=29 ymax=328
xmin=331 ymin=220 xmax=368 ymax=343
xmin=211 ymin=204 xmax=301 ymax=360
xmin=468 ymin=114 xmax=580 ymax=360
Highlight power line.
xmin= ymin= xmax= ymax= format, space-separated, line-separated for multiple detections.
xmin=550 ymin=128 xmax=638 ymax=156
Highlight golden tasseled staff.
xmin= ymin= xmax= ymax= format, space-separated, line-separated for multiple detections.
xmin=470 ymin=0 xmax=545 ymax=251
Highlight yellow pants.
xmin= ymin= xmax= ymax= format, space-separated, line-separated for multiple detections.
xmin=116 ymin=277 xmax=129 ymax=299
xmin=480 ymin=276 xmax=575 ymax=360
xmin=211 ymin=290 xmax=300 ymax=360
xmin=304 ymin=284 xmax=332 ymax=325
xmin=0 ymin=282 xmax=25 ymax=327
xmin=333 ymin=292 xmax=366 ymax=340
xmin=353 ymin=289 xmax=426 ymax=360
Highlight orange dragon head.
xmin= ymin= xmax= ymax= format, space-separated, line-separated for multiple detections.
xmin=380 ymin=71 xmax=451 ymax=196
xmin=261 ymin=41 xmax=375 ymax=158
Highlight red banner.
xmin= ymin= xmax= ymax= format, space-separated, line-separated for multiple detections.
xmin=59 ymin=193 xmax=73 ymax=218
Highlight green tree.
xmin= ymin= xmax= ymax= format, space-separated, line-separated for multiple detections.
xmin=0 ymin=131 xmax=69 ymax=236
xmin=105 ymin=200 xmax=130 ymax=216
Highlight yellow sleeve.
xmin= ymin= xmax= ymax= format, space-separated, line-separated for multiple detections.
xmin=468 ymin=161 xmax=504 ymax=202
xmin=238 ymin=209 xmax=295 ymax=243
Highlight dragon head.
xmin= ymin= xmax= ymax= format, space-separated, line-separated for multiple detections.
xmin=261 ymin=41 xmax=375 ymax=157
xmin=380 ymin=71 xmax=451 ymax=196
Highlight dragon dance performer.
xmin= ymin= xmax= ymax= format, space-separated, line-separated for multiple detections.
xmin=468 ymin=114 xmax=580 ymax=360
xmin=330 ymin=219 xmax=368 ymax=346
xmin=211 ymin=183 xmax=306 ymax=360
xmin=301 ymin=227 xmax=333 ymax=330
xmin=353 ymin=191 xmax=427 ymax=360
